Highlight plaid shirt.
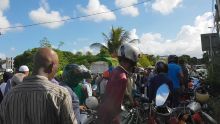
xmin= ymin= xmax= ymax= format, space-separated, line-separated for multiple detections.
xmin=0 ymin=75 xmax=77 ymax=124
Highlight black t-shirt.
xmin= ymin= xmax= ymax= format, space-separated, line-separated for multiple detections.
xmin=148 ymin=73 xmax=174 ymax=103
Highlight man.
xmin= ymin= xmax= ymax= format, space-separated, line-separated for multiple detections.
xmin=99 ymin=70 xmax=110 ymax=102
xmin=179 ymin=59 xmax=189 ymax=89
xmin=61 ymin=64 xmax=92 ymax=124
xmin=0 ymin=48 xmax=77 ymax=124
xmin=97 ymin=43 xmax=140 ymax=124
xmin=0 ymin=72 xmax=13 ymax=96
xmin=18 ymin=65 xmax=29 ymax=77
xmin=167 ymin=55 xmax=184 ymax=107
xmin=83 ymin=78 xmax=93 ymax=97
xmin=148 ymin=61 xmax=174 ymax=106
xmin=10 ymin=73 xmax=26 ymax=87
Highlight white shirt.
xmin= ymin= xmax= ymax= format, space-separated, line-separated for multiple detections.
xmin=83 ymin=82 xmax=93 ymax=97
xmin=100 ymin=78 xmax=108 ymax=94
xmin=0 ymin=82 xmax=7 ymax=95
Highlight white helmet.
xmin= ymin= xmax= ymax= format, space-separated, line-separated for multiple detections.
xmin=85 ymin=96 xmax=99 ymax=110
xmin=117 ymin=43 xmax=141 ymax=62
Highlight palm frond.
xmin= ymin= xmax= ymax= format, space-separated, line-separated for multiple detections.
xmin=120 ymin=31 xmax=130 ymax=43
xmin=90 ymin=43 xmax=107 ymax=49
xmin=128 ymin=39 xmax=140 ymax=44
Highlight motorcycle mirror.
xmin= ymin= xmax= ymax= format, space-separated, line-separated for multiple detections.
xmin=85 ymin=96 xmax=99 ymax=110
xmin=155 ymin=84 xmax=170 ymax=106
xmin=92 ymin=84 xmax=97 ymax=91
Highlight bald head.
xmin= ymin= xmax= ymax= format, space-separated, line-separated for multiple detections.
xmin=33 ymin=48 xmax=59 ymax=80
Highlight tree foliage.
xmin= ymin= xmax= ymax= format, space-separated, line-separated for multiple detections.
xmin=90 ymin=27 xmax=130 ymax=57
xmin=39 ymin=37 xmax=52 ymax=48
xmin=14 ymin=48 xmax=117 ymax=73
xmin=57 ymin=41 xmax=64 ymax=49
xmin=14 ymin=48 xmax=38 ymax=72
xmin=138 ymin=54 xmax=152 ymax=68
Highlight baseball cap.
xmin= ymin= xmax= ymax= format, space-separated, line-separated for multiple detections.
xmin=19 ymin=65 xmax=29 ymax=72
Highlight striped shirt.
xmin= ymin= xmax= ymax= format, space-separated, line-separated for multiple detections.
xmin=0 ymin=75 xmax=77 ymax=124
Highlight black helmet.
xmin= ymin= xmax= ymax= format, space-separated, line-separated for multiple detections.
xmin=168 ymin=55 xmax=178 ymax=63
xmin=155 ymin=61 xmax=168 ymax=74
xmin=62 ymin=64 xmax=91 ymax=87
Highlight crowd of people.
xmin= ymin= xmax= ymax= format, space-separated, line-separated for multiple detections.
xmin=0 ymin=43 xmax=193 ymax=124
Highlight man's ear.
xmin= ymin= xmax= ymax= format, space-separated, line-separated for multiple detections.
xmin=45 ymin=63 xmax=54 ymax=74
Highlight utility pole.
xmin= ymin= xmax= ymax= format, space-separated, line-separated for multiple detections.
xmin=216 ymin=0 xmax=220 ymax=34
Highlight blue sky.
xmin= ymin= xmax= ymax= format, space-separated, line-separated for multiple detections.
xmin=0 ymin=0 xmax=214 ymax=58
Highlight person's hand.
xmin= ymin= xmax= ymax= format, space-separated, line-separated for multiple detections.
xmin=80 ymin=105 xmax=87 ymax=111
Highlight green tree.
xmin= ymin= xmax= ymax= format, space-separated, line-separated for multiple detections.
xmin=189 ymin=57 xmax=198 ymax=65
xmin=138 ymin=55 xmax=152 ymax=68
xmin=39 ymin=37 xmax=52 ymax=48
xmin=14 ymin=48 xmax=76 ymax=72
xmin=86 ymin=51 xmax=92 ymax=56
xmin=179 ymin=55 xmax=191 ymax=63
xmin=97 ymin=47 xmax=111 ymax=57
xmin=57 ymin=41 xmax=64 ymax=49
xmin=90 ymin=27 xmax=130 ymax=57
xmin=14 ymin=48 xmax=39 ymax=72
xmin=75 ymin=51 xmax=83 ymax=56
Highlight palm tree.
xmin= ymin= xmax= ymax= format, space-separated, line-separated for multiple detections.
xmin=90 ymin=27 xmax=130 ymax=57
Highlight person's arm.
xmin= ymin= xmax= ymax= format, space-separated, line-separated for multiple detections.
xmin=60 ymin=92 xmax=78 ymax=124
xmin=178 ymin=67 xmax=185 ymax=89
xmin=148 ymin=78 xmax=155 ymax=102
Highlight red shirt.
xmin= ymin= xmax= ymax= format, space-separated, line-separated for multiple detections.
xmin=97 ymin=66 xmax=128 ymax=124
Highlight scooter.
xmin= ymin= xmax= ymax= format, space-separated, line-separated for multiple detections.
xmin=80 ymin=96 xmax=99 ymax=124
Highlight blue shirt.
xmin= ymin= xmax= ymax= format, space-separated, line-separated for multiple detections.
xmin=60 ymin=83 xmax=81 ymax=124
xmin=168 ymin=63 xmax=182 ymax=89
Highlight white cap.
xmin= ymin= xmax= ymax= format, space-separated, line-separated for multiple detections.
xmin=19 ymin=65 xmax=29 ymax=72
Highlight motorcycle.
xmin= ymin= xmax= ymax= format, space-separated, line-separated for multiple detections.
xmin=120 ymin=83 xmax=172 ymax=124
xmin=80 ymin=96 xmax=99 ymax=124
xmin=170 ymin=101 xmax=217 ymax=124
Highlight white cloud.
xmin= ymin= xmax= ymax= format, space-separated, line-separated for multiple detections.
xmin=10 ymin=47 xmax=16 ymax=51
xmin=72 ymin=46 xmax=99 ymax=55
xmin=77 ymin=0 xmax=116 ymax=22
xmin=143 ymin=1 xmax=152 ymax=12
xmin=29 ymin=7 xmax=69 ymax=29
xmin=0 ymin=0 xmax=23 ymax=33
xmin=0 ymin=0 xmax=9 ymax=11
xmin=136 ymin=12 xmax=213 ymax=58
xmin=115 ymin=0 xmax=139 ymax=17
xmin=0 ymin=0 xmax=10 ymax=33
xmin=152 ymin=0 xmax=182 ymax=15
xmin=129 ymin=28 xmax=139 ymax=40
xmin=29 ymin=0 xmax=69 ymax=29
xmin=0 ymin=11 xmax=10 ymax=33
xmin=40 ymin=0 xmax=49 ymax=11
